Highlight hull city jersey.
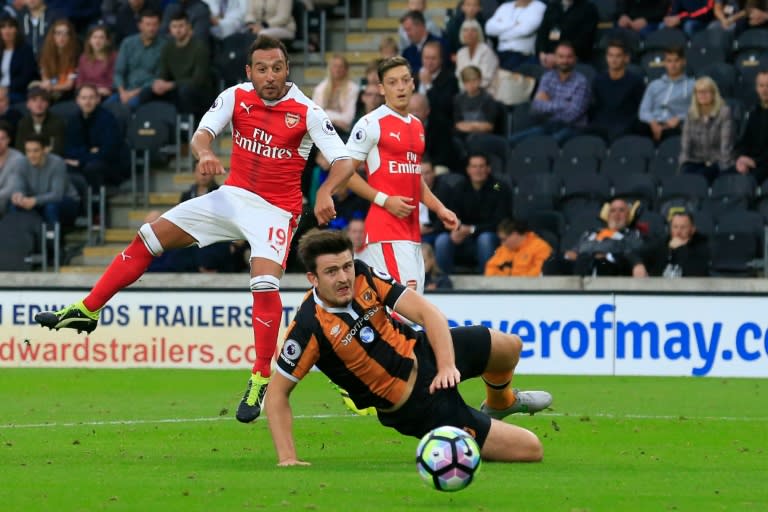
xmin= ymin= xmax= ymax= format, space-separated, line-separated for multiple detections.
xmin=199 ymin=82 xmax=349 ymax=215
xmin=276 ymin=260 xmax=422 ymax=410
xmin=346 ymin=105 xmax=426 ymax=243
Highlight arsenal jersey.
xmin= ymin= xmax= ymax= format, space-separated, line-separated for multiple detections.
xmin=199 ymin=82 xmax=349 ymax=215
xmin=346 ymin=105 xmax=426 ymax=243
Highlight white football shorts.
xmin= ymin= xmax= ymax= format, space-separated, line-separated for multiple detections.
xmin=359 ymin=241 xmax=425 ymax=294
xmin=162 ymin=185 xmax=299 ymax=268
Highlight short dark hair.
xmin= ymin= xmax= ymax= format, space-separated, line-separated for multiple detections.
xmin=466 ymin=152 xmax=489 ymax=165
xmin=378 ymin=55 xmax=412 ymax=82
xmin=555 ymin=40 xmax=576 ymax=54
xmin=670 ymin=211 xmax=695 ymax=225
xmin=298 ymin=229 xmax=354 ymax=274
xmin=605 ymin=39 xmax=627 ymax=54
xmin=0 ymin=120 xmax=12 ymax=139
xmin=664 ymin=45 xmax=686 ymax=59
xmin=139 ymin=9 xmax=161 ymax=21
xmin=24 ymin=133 xmax=47 ymax=148
xmin=248 ymin=35 xmax=289 ymax=66
xmin=498 ymin=218 xmax=529 ymax=236
xmin=169 ymin=10 xmax=189 ymax=23
xmin=400 ymin=10 xmax=426 ymax=26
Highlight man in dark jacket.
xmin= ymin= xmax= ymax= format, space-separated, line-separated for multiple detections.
xmin=647 ymin=211 xmax=710 ymax=277
xmin=536 ymin=0 xmax=598 ymax=67
xmin=735 ymin=69 xmax=768 ymax=185
xmin=15 ymin=86 xmax=65 ymax=155
xmin=616 ymin=0 xmax=670 ymax=37
xmin=63 ymin=84 xmax=123 ymax=190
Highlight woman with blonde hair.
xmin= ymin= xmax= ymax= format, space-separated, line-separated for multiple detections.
xmin=75 ymin=25 xmax=117 ymax=100
xmin=311 ymin=54 xmax=360 ymax=135
xmin=455 ymin=18 xmax=498 ymax=90
xmin=38 ymin=19 xmax=80 ymax=102
xmin=679 ymin=76 xmax=734 ymax=184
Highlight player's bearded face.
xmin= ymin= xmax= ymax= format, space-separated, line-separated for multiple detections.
xmin=247 ymin=48 xmax=290 ymax=101
xmin=310 ymin=253 xmax=356 ymax=307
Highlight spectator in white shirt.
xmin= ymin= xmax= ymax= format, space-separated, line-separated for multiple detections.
xmin=203 ymin=0 xmax=246 ymax=39
xmin=485 ymin=0 xmax=547 ymax=71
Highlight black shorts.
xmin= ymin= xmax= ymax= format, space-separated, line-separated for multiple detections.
xmin=377 ymin=325 xmax=493 ymax=447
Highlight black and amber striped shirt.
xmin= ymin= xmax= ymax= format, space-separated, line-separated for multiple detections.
xmin=276 ymin=260 xmax=422 ymax=409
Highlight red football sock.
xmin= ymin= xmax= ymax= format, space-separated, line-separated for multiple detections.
xmin=83 ymin=235 xmax=154 ymax=312
xmin=251 ymin=289 xmax=282 ymax=377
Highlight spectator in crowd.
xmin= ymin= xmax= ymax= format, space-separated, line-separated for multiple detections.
xmin=353 ymin=80 xmax=385 ymax=126
xmin=11 ymin=133 xmax=79 ymax=227
xmin=18 ymin=0 xmax=63 ymax=57
xmin=679 ymin=77 xmax=733 ymax=184
xmin=509 ymin=41 xmax=590 ymax=145
xmin=453 ymin=65 xmax=503 ymax=142
xmin=110 ymin=9 xmax=165 ymax=111
xmin=0 ymin=86 xmax=22 ymax=135
xmin=484 ymin=218 xmax=552 ymax=277
xmin=112 ymin=0 xmax=161 ymax=45
xmin=638 ymin=46 xmax=694 ymax=143
xmin=455 ymin=19 xmax=498 ymax=90
xmin=37 ymin=19 xmax=79 ymax=102
xmin=0 ymin=120 xmax=24 ymax=215
xmin=398 ymin=0 xmax=442 ymax=52
xmin=0 ymin=16 xmax=39 ymax=103
xmin=204 ymin=0 xmax=246 ymax=40
xmin=63 ymin=84 xmax=123 ymax=190
xmin=149 ymin=10 xmax=212 ymax=122
xmin=378 ymin=36 xmax=399 ymax=59
xmin=663 ymin=0 xmax=714 ymax=35
xmin=435 ymin=153 xmax=513 ymax=274
xmin=364 ymin=57 xmax=383 ymax=87
xmin=485 ymin=0 xmax=546 ymax=72
xmin=312 ymin=54 xmax=360 ymax=136
xmin=615 ymin=0 xmax=670 ymax=37
xmin=536 ymin=0 xmax=598 ymax=68
xmin=422 ymin=242 xmax=453 ymax=289
xmin=710 ymin=0 xmax=747 ymax=32
xmin=331 ymin=182 xmax=369 ymax=230
xmin=245 ymin=0 xmax=296 ymax=41
xmin=75 ymin=25 xmax=117 ymax=100
xmin=746 ymin=0 xmax=768 ymax=28
xmin=1 ymin=0 xmax=19 ymax=19
xmin=417 ymin=42 xmax=460 ymax=170
xmin=588 ymin=39 xmax=645 ymax=142
xmin=401 ymin=10 xmax=446 ymax=76
xmin=161 ymin=0 xmax=211 ymax=44
xmin=419 ymin=156 xmax=442 ymax=246
xmin=547 ymin=197 xmax=649 ymax=277
xmin=734 ymin=69 xmax=768 ymax=185
xmin=647 ymin=211 xmax=710 ymax=277
xmin=345 ymin=217 xmax=366 ymax=255
xmin=445 ymin=0 xmax=484 ymax=55
xmin=15 ymin=86 xmax=65 ymax=155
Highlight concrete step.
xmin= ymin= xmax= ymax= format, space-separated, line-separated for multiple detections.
xmin=82 ymin=244 xmax=124 ymax=266
xmin=104 ymin=228 xmax=135 ymax=243
xmin=303 ymin=63 xmax=369 ymax=85
xmin=325 ymin=50 xmax=380 ymax=65
xmin=60 ymin=265 xmax=105 ymax=273
xmin=346 ymin=31 xmax=392 ymax=52
xmin=367 ymin=17 xmax=400 ymax=31
xmin=387 ymin=0 xmax=454 ymax=18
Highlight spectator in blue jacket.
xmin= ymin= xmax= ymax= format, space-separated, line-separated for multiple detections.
xmin=64 ymin=84 xmax=124 ymax=190
xmin=0 ymin=16 xmax=39 ymax=103
xmin=638 ymin=46 xmax=694 ymax=143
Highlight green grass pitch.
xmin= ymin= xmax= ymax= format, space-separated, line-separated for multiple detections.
xmin=0 ymin=369 xmax=765 ymax=512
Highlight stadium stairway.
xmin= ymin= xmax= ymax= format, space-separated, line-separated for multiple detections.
xmin=60 ymin=0 xmax=455 ymax=272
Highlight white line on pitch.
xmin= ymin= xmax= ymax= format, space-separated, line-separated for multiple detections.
xmin=1 ymin=411 xmax=766 ymax=430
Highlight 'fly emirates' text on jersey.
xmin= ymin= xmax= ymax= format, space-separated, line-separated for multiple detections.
xmin=199 ymin=82 xmax=349 ymax=215
xmin=347 ymin=105 xmax=425 ymax=243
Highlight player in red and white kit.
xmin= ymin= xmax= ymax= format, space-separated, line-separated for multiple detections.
xmin=34 ymin=36 xmax=355 ymax=423
xmin=346 ymin=56 xmax=458 ymax=294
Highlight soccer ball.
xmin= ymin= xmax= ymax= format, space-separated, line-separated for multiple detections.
xmin=415 ymin=426 xmax=481 ymax=492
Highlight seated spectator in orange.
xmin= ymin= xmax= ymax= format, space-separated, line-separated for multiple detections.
xmin=485 ymin=218 xmax=552 ymax=276
xmin=38 ymin=19 xmax=79 ymax=102
xmin=76 ymin=26 xmax=117 ymax=101
xmin=455 ymin=19 xmax=498 ymax=90
xmin=312 ymin=54 xmax=360 ymax=136
xmin=0 ymin=16 xmax=39 ymax=103
xmin=679 ymin=77 xmax=733 ymax=184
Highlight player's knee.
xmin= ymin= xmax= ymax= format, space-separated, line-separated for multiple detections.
xmin=490 ymin=329 xmax=522 ymax=356
xmin=138 ymin=223 xmax=164 ymax=256
xmin=250 ymin=274 xmax=280 ymax=292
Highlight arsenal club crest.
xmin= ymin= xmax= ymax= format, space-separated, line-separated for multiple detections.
xmin=285 ymin=112 xmax=300 ymax=128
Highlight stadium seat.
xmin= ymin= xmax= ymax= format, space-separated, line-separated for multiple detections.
xmin=508 ymin=102 xmax=535 ymax=133
xmin=640 ymin=50 xmax=669 ymax=82
xmin=725 ymin=97 xmax=746 ymax=138
xmin=610 ymin=172 xmax=658 ymax=209
xmin=692 ymin=208 xmax=716 ymax=237
xmin=601 ymin=154 xmax=648 ymax=177
xmin=523 ymin=209 xmax=566 ymax=240
xmin=127 ymin=102 xmax=175 ymax=207
xmin=49 ymin=100 xmax=79 ymax=120
xmin=561 ymin=206 xmax=602 ymax=250
xmin=517 ymin=62 xmax=545 ymax=83
xmin=466 ymin=134 xmax=510 ymax=176
xmin=658 ymin=174 xmax=710 ymax=210
xmin=507 ymin=155 xmax=551 ymax=178
xmin=656 ymin=135 xmax=682 ymax=163
xmin=552 ymin=155 xmax=600 ymax=176
xmin=643 ymin=28 xmax=687 ymax=52
xmin=636 ymin=209 xmax=667 ymax=240
xmin=597 ymin=28 xmax=641 ymax=58
xmin=705 ymin=173 xmax=757 ymax=214
xmin=514 ymin=173 xmax=562 ymax=215
xmin=214 ymin=32 xmax=257 ymax=88
xmin=434 ymin=172 xmax=466 ymax=198
xmin=690 ymin=28 xmax=734 ymax=59
xmin=734 ymin=50 xmax=767 ymax=105
xmin=735 ymin=28 xmax=768 ymax=53
xmin=560 ymin=134 xmax=607 ymax=162
xmin=610 ymin=135 xmax=656 ymax=162
xmin=558 ymin=171 xmax=611 ymax=217
xmin=510 ymin=134 xmax=560 ymax=160
xmin=575 ymin=63 xmax=596 ymax=86
xmin=709 ymin=231 xmax=760 ymax=276
xmin=648 ymin=153 xmax=679 ymax=180
xmin=695 ymin=62 xmax=737 ymax=98
xmin=716 ymin=209 xmax=765 ymax=243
